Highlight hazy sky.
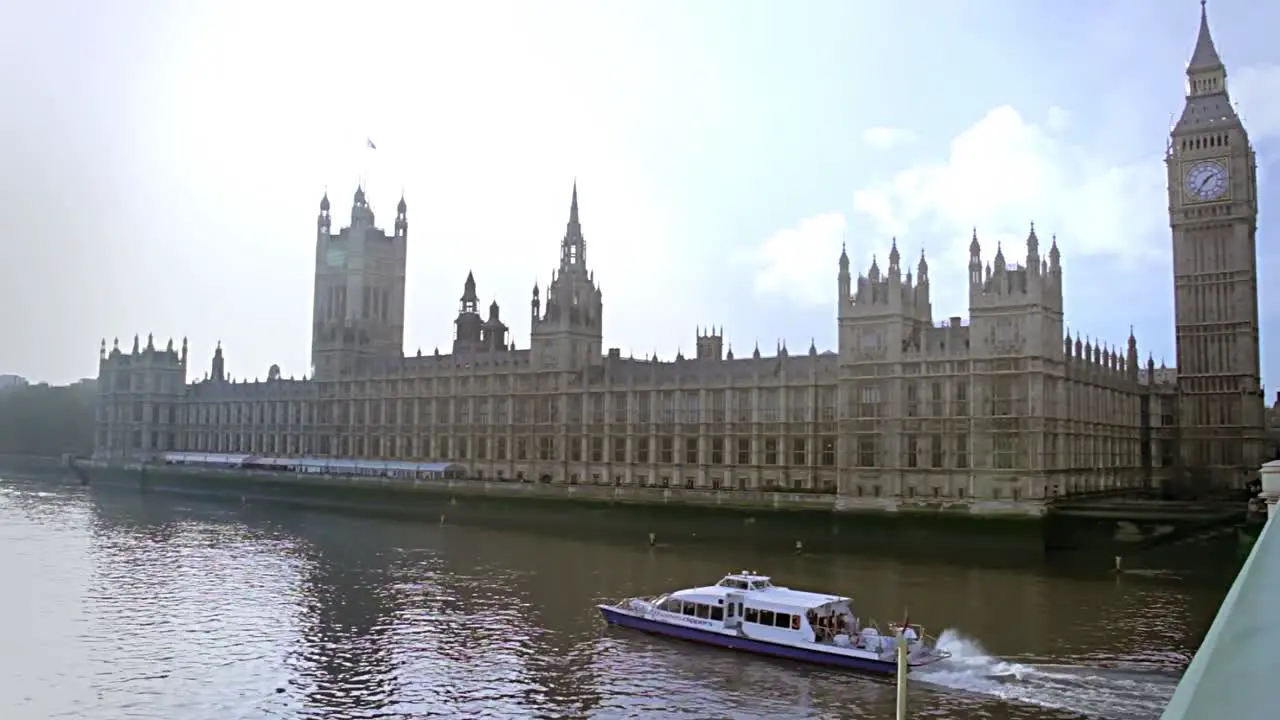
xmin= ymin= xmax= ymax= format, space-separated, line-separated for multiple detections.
xmin=2 ymin=0 xmax=1278 ymax=387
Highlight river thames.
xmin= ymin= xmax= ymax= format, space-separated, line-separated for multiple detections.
xmin=0 ymin=477 xmax=1241 ymax=719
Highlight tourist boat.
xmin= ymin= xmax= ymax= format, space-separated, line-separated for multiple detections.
xmin=597 ymin=571 xmax=951 ymax=675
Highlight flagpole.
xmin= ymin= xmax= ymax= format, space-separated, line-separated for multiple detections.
xmin=364 ymin=137 xmax=377 ymax=194
xmin=896 ymin=609 xmax=909 ymax=720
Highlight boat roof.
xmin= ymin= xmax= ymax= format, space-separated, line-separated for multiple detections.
xmin=669 ymin=571 xmax=851 ymax=611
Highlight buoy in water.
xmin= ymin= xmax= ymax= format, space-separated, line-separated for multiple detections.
xmin=648 ymin=532 xmax=656 ymax=547
xmin=1114 ymin=555 xmax=1122 ymax=573
xmin=440 ymin=514 xmax=446 ymax=525
xmin=795 ymin=540 xmax=804 ymax=553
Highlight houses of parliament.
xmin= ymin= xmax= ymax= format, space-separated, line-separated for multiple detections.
xmin=92 ymin=7 xmax=1267 ymax=501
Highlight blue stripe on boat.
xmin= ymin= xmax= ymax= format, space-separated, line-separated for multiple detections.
xmin=598 ymin=605 xmax=898 ymax=675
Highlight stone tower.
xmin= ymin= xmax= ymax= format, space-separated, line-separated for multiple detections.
xmin=1166 ymin=3 xmax=1265 ymax=485
xmin=310 ymin=188 xmax=408 ymax=379
xmin=94 ymin=334 xmax=187 ymax=460
xmin=452 ymin=271 xmax=484 ymax=354
xmin=530 ymin=183 xmax=603 ymax=371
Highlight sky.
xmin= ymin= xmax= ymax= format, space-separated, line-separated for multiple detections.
xmin=1 ymin=0 xmax=1279 ymax=388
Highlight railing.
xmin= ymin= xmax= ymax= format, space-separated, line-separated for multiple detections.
xmin=1160 ymin=460 xmax=1279 ymax=719
xmin=1050 ymin=486 xmax=1152 ymax=503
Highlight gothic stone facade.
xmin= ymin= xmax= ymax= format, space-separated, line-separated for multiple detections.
xmin=93 ymin=8 xmax=1262 ymax=499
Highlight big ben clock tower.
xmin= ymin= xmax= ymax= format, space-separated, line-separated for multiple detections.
xmin=1167 ymin=2 xmax=1265 ymax=488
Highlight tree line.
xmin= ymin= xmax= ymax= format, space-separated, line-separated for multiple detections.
xmin=0 ymin=382 xmax=97 ymax=457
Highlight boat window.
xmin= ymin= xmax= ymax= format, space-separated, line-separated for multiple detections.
xmin=711 ymin=605 xmax=724 ymax=621
xmin=727 ymin=603 xmax=735 ymax=618
xmin=660 ymin=598 xmax=682 ymax=614
xmin=682 ymin=603 xmax=697 ymax=616
xmin=718 ymin=578 xmax=749 ymax=590
xmin=773 ymin=612 xmax=792 ymax=629
xmin=696 ymin=604 xmax=711 ymax=620
xmin=758 ymin=609 xmax=775 ymax=626
xmin=744 ymin=607 xmax=759 ymax=624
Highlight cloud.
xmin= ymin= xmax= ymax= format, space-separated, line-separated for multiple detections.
xmin=748 ymin=213 xmax=847 ymax=306
xmin=861 ymin=126 xmax=918 ymax=152
xmin=1233 ymin=63 xmax=1280 ymax=143
xmin=752 ymin=104 xmax=1170 ymax=311
xmin=1045 ymin=106 xmax=1070 ymax=133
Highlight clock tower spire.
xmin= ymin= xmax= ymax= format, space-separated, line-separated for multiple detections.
xmin=1166 ymin=1 xmax=1264 ymax=488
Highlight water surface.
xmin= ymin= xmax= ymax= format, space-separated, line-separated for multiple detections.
xmin=0 ymin=479 xmax=1233 ymax=719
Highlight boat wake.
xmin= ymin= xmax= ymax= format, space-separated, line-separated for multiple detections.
xmin=913 ymin=630 xmax=1180 ymax=719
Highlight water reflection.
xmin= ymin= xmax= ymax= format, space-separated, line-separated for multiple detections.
xmin=285 ymin=515 xmax=404 ymax=718
xmin=0 ymin=480 xmax=1235 ymax=719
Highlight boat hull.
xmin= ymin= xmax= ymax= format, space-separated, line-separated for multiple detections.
xmin=598 ymin=605 xmax=899 ymax=675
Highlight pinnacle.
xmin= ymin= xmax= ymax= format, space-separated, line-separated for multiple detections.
xmin=1188 ymin=1 xmax=1223 ymax=71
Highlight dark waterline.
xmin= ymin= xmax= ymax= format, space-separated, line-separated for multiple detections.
xmin=0 ymin=478 xmax=1237 ymax=719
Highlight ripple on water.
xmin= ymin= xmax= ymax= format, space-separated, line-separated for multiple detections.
xmin=0 ymin=482 xmax=1217 ymax=720
xmin=1 ymin=485 xmax=308 ymax=718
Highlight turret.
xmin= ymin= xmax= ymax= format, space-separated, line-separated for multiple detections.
xmin=453 ymin=271 xmax=484 ymax=354
xmin=211 ymin=341 xmax=225 ymax=382
xmin=837 ymin=244 xmax=851 ymax=304
xmin=318 ymin=192 xmax=331 ymax=236
xmin=914 ymin=249 xmax=932 ymax=321
xmin=394 ymin=194 xmax=408 ymax=239
xmin=968 ymin=229 xmax=982 ymax=295
xmin=1127 ymin=328 xmax=1139 ymax=380
xmin=1025 ymin=222 xmax=1040 ymax=272
xmin=481 ymin=299 xmax=510 ymax=352
xmin=696 ymin=326 xmax=725 ymax=361
xmin=351 ymin=185 xmax=373 ymax=226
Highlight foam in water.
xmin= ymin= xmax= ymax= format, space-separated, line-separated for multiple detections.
xmin=914 ymin=629 xmax=1178 ymax=719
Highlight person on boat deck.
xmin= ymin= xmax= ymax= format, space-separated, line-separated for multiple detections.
xmin=816 ymin=614 xmax=835 ymax=640
xmin=809 ymin=612 xmax=823 ymax=638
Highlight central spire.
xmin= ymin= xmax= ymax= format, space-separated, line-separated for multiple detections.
xmin=569 ymin=180 xmax=580 ymax=228
xmin=559 ymin=181 xmax=586 ymax=271
xmin=1188 ymin=1 xmax=1223 ymax=72
xmin=1174 ymin=0 xmax=1235 ymax=130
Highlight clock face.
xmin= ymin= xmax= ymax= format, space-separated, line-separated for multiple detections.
xmin=1184 ymin=160 xmax=1228 ymax=202
xmin=325 ymin=248 xmax=346 ymax=268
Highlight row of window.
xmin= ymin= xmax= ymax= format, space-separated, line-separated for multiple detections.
xmin=128 ymin=434 xmax=844 ymax=467
xmin=109 ymin=396 xmax=1139 ymax=428
xmin=103 ymin=376 xmax=1146 ymax=428
xmin=108 ymin=428 xmax=1147 ymax=472
xmin=660 ymin=598 xmax=725 ymax=621
xmin=657 ymin=599 xmax=799 ymax=630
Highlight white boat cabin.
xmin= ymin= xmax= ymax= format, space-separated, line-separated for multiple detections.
xmin=647 ymin=571 xmax=863 ymax=644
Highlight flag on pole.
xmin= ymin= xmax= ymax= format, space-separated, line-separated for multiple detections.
xmin=367 ymin=138 xmax=377 ymax=150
